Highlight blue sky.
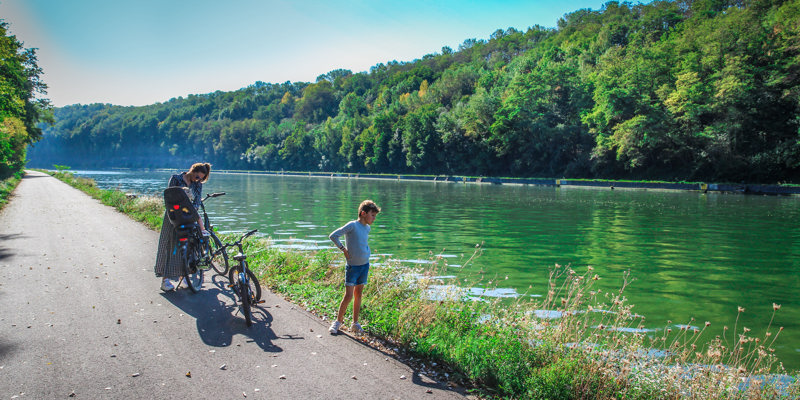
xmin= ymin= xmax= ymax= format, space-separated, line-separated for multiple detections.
xmin=1 ymin=0 xmax=610 ymax=107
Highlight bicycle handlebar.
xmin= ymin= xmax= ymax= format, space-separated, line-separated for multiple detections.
xmin=241 ymin=229 xmax=258 ymax=241
xmin=203 ymin=192 xmax=226 ymax=202
xmin=221 ymin=229 xmax=259 ymax=251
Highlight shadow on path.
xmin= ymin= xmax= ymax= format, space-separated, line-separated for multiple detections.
xmin=160 ymin=274 xmax=292 ymax=353
xmin=0 ymin=233 xmax=25 ymax=261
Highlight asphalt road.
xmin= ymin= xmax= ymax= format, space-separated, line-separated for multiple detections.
xmin=0 ymin=170 xmax=469 ymax=399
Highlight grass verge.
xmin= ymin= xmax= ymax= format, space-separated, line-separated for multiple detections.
xmin=0 ymin=170 xmax=24 ymax=211
xmin=46 ymin=170 xmax=800 ymax=399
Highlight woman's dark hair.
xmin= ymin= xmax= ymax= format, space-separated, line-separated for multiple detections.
xmin=189 ymin=162 xmax=212 ymax=183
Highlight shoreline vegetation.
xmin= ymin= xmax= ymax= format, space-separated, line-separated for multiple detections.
xmin=90 ymin=166 xmax=800 ymax=196
xmin=42 ymin=169 xmax=800 ymax=399
xmin=213 ymin=169 xmax=800 ymax=196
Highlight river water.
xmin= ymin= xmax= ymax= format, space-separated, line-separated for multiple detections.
xmin=73 ymin=169 xmax=800 ymax=370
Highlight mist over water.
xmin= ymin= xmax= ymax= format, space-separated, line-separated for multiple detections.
xmin=75 ymin=169 xmax=800 ymax=370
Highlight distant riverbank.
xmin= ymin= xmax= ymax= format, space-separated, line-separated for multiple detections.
xmin=176 ymin=169 xmax=800 ymax=196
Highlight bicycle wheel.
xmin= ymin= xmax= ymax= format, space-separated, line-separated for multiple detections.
xmin=238 ymin=277 xmax=252 ymax=327
xmin=228 ymin=265 xmax=261 ymax=303
xmin=183 ymin=245 xmax=204 ymax=293
xmin=207 ymin=233 xmax=229 ymax=275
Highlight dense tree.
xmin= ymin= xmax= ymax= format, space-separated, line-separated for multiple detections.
xmin=28 ymin=0 xmax=800 ymax=183
xmin=0 ymin=21 xmax=51 ymax=177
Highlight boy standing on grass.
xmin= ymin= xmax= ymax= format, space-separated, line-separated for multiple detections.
xmin=328 ymin=199 xmax=381 ymax=335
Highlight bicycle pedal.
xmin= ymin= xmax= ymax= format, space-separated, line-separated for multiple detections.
xmin=256 ymin=300 xmax=265 ymax=304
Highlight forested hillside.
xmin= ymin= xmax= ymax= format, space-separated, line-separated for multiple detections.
xmin=29 ymin=0 xmax=800 ymax=183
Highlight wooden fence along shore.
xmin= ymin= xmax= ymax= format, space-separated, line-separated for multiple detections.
xmin=205 ymin=170 xmax=800 ymax=196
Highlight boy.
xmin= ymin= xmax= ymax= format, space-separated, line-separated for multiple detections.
xmin=328 ymin=199 xmax=380 ymax=335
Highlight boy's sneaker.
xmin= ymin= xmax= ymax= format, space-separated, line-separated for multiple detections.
xmin=351 ymin=322 xmax=365 ymax=335
xmin=160 ymin=279 xmax=175 ymax=292
xmin=329 ymin=320 xmax=342 ymax=334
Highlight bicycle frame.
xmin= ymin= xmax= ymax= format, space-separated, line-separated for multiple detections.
xmin=198 ymin=192 xmax=225 ymax=233
xmin=197 ymin=192 xmax=230 ymax=275
xmin=222 ymin=229 xmax=263 ymax=326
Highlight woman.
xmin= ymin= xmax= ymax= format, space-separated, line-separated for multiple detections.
xmin=154 ymin=162 xmax=212 ymax=291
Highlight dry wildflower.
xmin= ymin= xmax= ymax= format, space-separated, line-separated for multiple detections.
xmin=738 ymin=306 xmax=745 ymax=313
xmin=705 ymin=321 xmax=711 ymax=327
xmin=743 ymin=327 xmax=751 ymax=333
xmin=773 ymin=303 xmax=781 ymax=310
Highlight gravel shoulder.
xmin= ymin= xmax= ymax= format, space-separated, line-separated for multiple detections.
xmin=0 ymin=170 xmax=469 ymax=399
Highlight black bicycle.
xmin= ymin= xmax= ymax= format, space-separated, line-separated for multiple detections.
xmin=223 ymin=229 xmax=263 ymax=326
xmin=164 ymin=187 xmax=206 ymax=293
xmin=198 ymin=192 xmax=230 ymax=276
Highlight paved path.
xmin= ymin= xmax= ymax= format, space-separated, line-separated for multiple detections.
xmin=0 ymin=170 xmax=468 ymax=399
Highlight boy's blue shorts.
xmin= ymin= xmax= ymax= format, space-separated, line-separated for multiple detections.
xmin=345 ymin=263 xmax=369 ymax=286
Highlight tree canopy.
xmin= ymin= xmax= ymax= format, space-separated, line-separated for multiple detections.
xmin=0 ymin=21 xmax=51 ymax=178
xmin=29 ymin=0 xmax=800 ymax=183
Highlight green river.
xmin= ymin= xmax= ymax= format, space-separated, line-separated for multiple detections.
xmin=75 ymin=170 xmax=800 ymax=371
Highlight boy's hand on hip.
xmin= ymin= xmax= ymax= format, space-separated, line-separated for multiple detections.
xmin=342 ymin=248 xmax=350 ymax=260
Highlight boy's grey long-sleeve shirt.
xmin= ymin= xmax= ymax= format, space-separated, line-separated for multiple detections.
xmin=329 ymin=220 xmax=371 ymax=266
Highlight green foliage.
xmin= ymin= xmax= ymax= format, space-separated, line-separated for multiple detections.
xmin=0 ymin=21 xmax=52 ymax=178
xmin=0 ymin=171 xmax=22 ymax=210
xmin=27 ymin=0 xmax=800 ymax=183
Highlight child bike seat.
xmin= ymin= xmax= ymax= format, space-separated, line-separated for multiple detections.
xmin=163 ymin=186 xmax=200 ymax=227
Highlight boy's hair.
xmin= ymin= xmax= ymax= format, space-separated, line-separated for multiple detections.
xmin=358 ymin=199 xmax=380 ymax=216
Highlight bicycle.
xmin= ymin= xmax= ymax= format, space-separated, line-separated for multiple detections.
xmin=163 ymin=187 xmax=207 ymax=293
xmin=197 ymin=192 xmax=230 ymax=276
xmin=222 ymin=229 xmax=263 ymax=326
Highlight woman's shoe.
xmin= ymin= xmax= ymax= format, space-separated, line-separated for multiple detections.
xmin=161 ymin=279 xmax=175 ymax=291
